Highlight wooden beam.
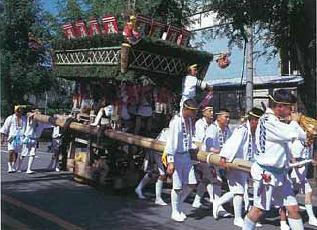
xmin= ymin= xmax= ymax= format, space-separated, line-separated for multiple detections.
xmin=33 ymin=113 xmax=251 ymax=172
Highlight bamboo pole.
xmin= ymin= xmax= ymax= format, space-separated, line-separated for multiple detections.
xmin=34 ymin=114 xmax=252 ymax=172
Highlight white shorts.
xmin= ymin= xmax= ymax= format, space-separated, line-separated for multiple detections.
xmin=290 ymin=166 xmax=312 ymax=194
xmin=21 ymin=142 xmax=37 ymax=157
xmin=172 ymin=152 xmax=197 ymax=190
xmin=227 ymin=169 xmax=249 ymax=195
xmin=8 ymin=142 xmax=22 ymax=153
xmin=251 ymin=163 xmax=297 ymax=211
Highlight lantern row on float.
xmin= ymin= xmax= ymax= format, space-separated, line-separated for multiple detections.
xmin=62 ymin=15 xmax=191 ymax=47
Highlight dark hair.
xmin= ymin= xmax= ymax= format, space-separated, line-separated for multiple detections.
xmin=183 ymin=99 xmax=198 ymax=110
xmin=272 ymin=89 xmax=296 ymax=107
xmin=247 ymin=107 xmax=264 ymax=120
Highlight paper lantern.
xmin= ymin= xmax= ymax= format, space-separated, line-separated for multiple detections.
xmin=165 ymin=25 xmax=181 ymax=43
xmin=87 ymin=18 xmax=101 ymax=36
xmin=75 ymin=20 xmax=88 ymax=37
xmin=101 ymin=16 xmax=119 ymax=34
xmin=136 ymin=15 xmax=152 ymax=37
xmin=62 ymin=23 xmax=76 ymax=39
xmin=149 ymin=20 xmax=166 ymax=39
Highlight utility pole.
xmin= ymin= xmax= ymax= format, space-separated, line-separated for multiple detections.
xmin=245 ymin=25 xmax=253 ymax=111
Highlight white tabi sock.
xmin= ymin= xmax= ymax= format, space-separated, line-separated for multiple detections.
xmin=171 ymin=189 xmax=181 ymax=214
xmin=206 ymin=183 xmax=213 ymax=202
xmin=242 ymin=216 xmax=256 ymax=230
xmin=288 ymin=218 xmax=304 ymax=230
xmin=136 ymin=173 xmax=151 ymax=192
xmin=7 ymin=162 xmax=12 ymax=172
xmin=155 ymin=179 xmax=164 ymax=200
xmin=17 ymin=156 xmax=24 ymax=171
xmin=218 ymin=191 xmax=234 ymax=206
xmin=305 ymin=204 xmax=317 ymax=221
xmin=27 ymin=156 xmax=34 ymax=172
xmin=233 ymin=195 xmax=243 ymax=220
xmin=244 ymin=183 xmax=250 ymax=211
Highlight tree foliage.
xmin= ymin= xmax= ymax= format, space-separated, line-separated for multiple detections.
xmin=0 ymin=0 xmax=55 ymax=116
xmin=204 ymin=0 xmax=316 ymax=116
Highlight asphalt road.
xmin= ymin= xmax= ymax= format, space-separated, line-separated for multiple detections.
xmin=1 ymin=143 xmax=317 ymax=230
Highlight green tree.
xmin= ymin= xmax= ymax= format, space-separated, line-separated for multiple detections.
xmin=205 ymin=0 xmax=316 ymax=116
xmin=0 ymin=0 xmax=54 ymax=116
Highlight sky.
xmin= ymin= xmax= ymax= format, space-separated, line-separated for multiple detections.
xmin=41 ymin=1 xmax=280 ymax=81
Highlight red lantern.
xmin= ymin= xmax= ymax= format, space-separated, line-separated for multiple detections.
xmin=75 ymin=20 xmax=88 ymax=37
xmin=136 ymin=15 xmax=152 ymax=36
xmin=62 ymin=23 xmax=76 ymax=39
xmin=87 ymin=18 xmax=101 ymax=36
xmin=165 ymin=25 xmax=181 ymax=43
xmin=149 ymin=20 xmax=166 ymax=39
xmin=216 ymin=53 xmax=231 ymax=69
xmin=101 ymin=16 xmax=119 ymax=34
xmin=177 ymin=28 xmax=191 ymax=46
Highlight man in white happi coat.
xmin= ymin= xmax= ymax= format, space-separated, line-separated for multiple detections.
xmin=191 ymin=105 xmax=216 ymax=208
xmin=135 ymin=128 xmax=169 ymax=206
xmin=1 ymin=106 xmax=27 ymax=173
xmin=17 ymin=111 xmax=50 ymax=174
xmin=243 ymin=89 xmax=307 ymax=230
xmin=180 ymin=64 xmax=212 ymax=108
xmin=166 ymin=99 xmax=199 ymax=222
xmin=289 ymin=122 xmax=317 ymax=227
xmin=201 ymin=109 xmax=232 ymax=218
xmin=217 ymin=107 xmax=264 ymax=227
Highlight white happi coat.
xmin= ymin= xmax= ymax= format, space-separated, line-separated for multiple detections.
xmin=0 ymin=114 xmax=27 ymax=152
xmin=220 ymin=120 xmax=255 ymax=194
xmin=220 ymin=120 xmax=255 ymax=162
xmin=251 ymin=108 xmax=307 ymax=210
xmin=21 ymin=118 xmax=50 ymax=156
xmin=165 ymin=114 xmax=197 ymax=189
xmin=214 ymin=121 xmax=232 ymax=149
xmin=180 ymin=75 xmax=207 ymax=106
xmin=194 ymin=117 xmax=210 ymax=143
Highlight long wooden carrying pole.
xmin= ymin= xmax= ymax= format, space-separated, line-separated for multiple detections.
xmin=34 ymin=114 xmax=252 ymax=172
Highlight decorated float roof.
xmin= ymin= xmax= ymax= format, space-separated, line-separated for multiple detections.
xmin=52 ymin=15 xmax=213 ymax=84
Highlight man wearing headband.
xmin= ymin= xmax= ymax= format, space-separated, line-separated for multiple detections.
xmin=0 ymin=105 xmax=27 ymax=173
xmin=214 ymin=107 xmax=264 ymax=227
xmin=17 ymin=110 xmax=50 ymax=174
xmin=180 ymin=64 xmax=213 ymax=108
xmin=243 ymin=89 xmax=307 ymax=230
xmin=191 ymin=105 xmax=216 ymax=208
xmin=200 ymin=109 xmax=232 ymax=218
xmin=165 ymin=99 xmax=198 ymax=222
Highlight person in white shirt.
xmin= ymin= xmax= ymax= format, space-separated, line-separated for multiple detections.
xmin=289 ymin=122 xmax=317 ymax=227
xmin=135 ymin=128 xmax=169 ymax=206
xmin=217 ymin=107 xmax=264 ymax=227
xmin=243 ymin=89 xmax=307 ymax=230
xmin=0 ymin=106 xmax=27 ymax=173
xmin=209 ymin=109 xmax=233 ymax=218
xmin=191 ymin=105 xmax=216 ymax=208
xmin=166 ymin=99 xmax=198 ymax=222
xmin=180 ymin=64 xmax=212 ymax=108
xmin=17 ymin=111 xmax=50 ymax=174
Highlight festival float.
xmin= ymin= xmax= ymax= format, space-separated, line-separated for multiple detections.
xmin=33 ymin=14 xmax=252 ymax=188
